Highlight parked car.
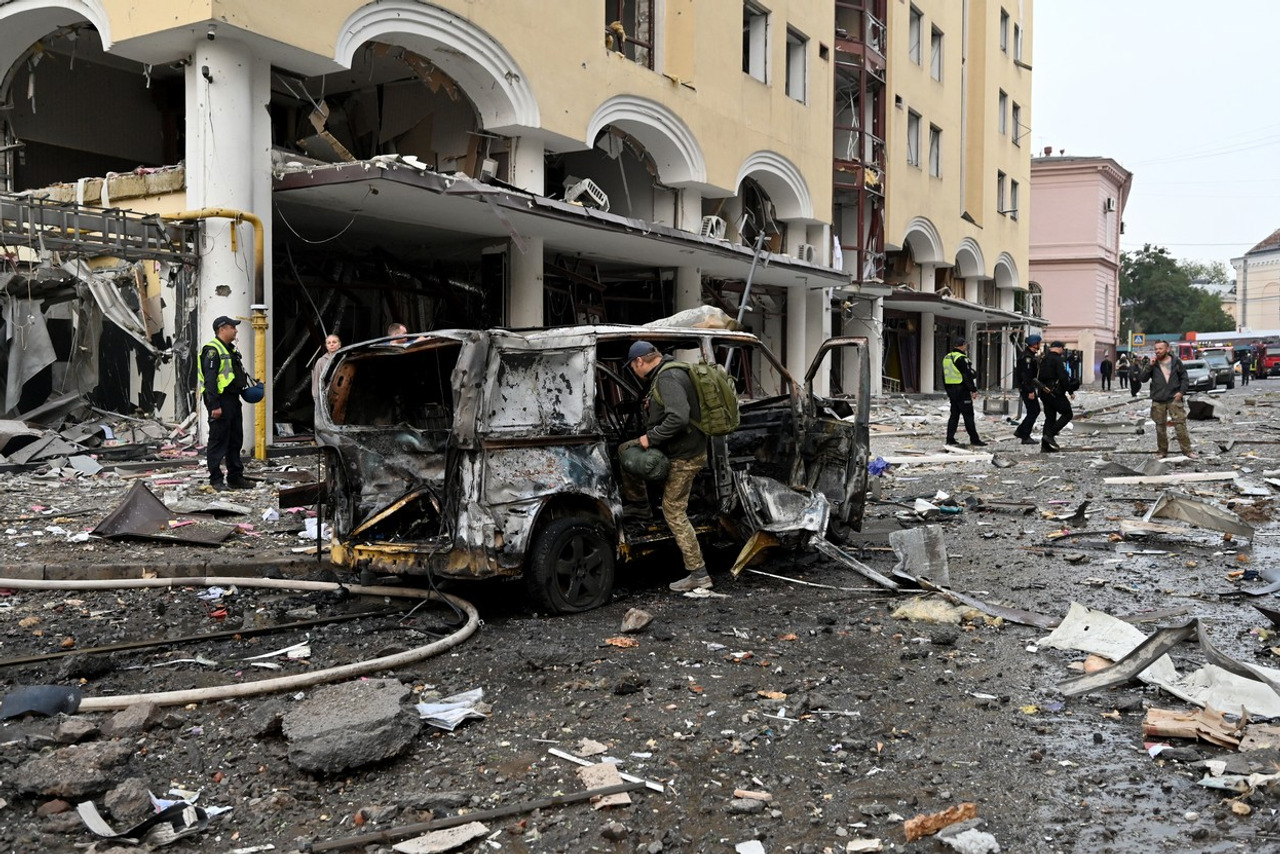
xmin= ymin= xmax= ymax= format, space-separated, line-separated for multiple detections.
xmin=1182 ymin=359 xmax=1214 ymax=392
xmin=1202 ymin=353 xmax=1235 ymax=389
xmin=314 ymin=325 xmax=870 ymax=613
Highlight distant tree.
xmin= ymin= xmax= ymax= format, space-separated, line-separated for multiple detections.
xmin=1120 ymin=245 xmax=1233 ymax=338
xmin=1180 ymin=259 xmax=1233 ymax=286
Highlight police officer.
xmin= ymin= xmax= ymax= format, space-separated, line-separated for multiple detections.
xmin=942 ymin=338 xmax=987 ymax=447
xmin=200 ymin=316 xmax=252 ymax=490
xmin=1013 ymin=334 xmax=1043 ymax=445
xmin=1038 ymin=340 xmax=1074 ymax=453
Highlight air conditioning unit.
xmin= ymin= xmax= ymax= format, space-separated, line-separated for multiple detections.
xmin=1104 ymin=196 xmax=1116 ymax=212
xmin=479 ymin=157 xmax=499 ymax=180
xmin=796 ymin=243 xmax=817 ymax=263
xmin=700 ymin=215 xmax=727 ymax=240
xmin=565 ymin=178 xmax=609 ymax=212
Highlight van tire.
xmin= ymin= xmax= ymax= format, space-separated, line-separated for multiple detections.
xmin=526 ymin=517 xmax=616 ymax=614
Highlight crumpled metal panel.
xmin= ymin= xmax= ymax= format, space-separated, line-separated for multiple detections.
xmin=479 ymin=347 xmax=592 ymax=437
xmin=733 ymin=472 xmax=830 ymax=535
xmin=92 ymin=482 xmax=236 ymax=546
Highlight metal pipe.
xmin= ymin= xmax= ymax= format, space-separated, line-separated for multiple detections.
xmin=159 ymin=208 xmax=269 ymax=458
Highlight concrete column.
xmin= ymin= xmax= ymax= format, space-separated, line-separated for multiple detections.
xmin=678 ymin=188 xmax=703 ymax=233
xmin=511 ymin=136 xmax=545 ymax=195
xmin=919 ymin=311 xmax=936 ymax=394
xmin=508 ymin=236 xmax=545 ymax=327
xmin=187 ymin=38 xmax=267 ymax=448
xmin=920 ymin=262 xmax=937 ymax=293
xmin=786 ymin=284 xmax=808 ymax=385
xmin=842 ymin=295 xmax=882 ymax=396
xmin=807 ymin=286 xmax=832 ymax=396
xmin=675 ymin=267 xmax=702 ymax=311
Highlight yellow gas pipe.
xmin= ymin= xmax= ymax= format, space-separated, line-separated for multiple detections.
xmin=160 ymin=208 xmax=268 ymax=460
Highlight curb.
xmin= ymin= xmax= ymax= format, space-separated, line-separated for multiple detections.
xmin=0 ymin=555 xmax=334 ymax=583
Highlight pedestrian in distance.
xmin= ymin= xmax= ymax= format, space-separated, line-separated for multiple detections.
xmin=199 ymin=316 xmax=253 ymax=491
xmin=1100 ymin=354 xmax=1114 ymax=391
xmin=942 ymin=338 xmax=987 ymax=448
xmin=1013 ymin=334 xmax=1043 ymax=445
xmin=1037 ymin=341 xmax=1075 ymax=453
xmin=619 ymin=341 xmax=713 ymax=592
xmin=1130 ymin=355 xmax=1147 ymax=398
xmin=1141 ymin=340 xmax=1197 ymax=460
xmin=312 ymin=333 xmax=341 ymax=404
xmin=1239 ymin=349 xmax=1252 ymax=387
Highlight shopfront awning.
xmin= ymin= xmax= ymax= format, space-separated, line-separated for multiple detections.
xmin=880 ymin=290 xmax=1026 ymax=324
xmin=272 ymin=158 xmax=849 ymax=290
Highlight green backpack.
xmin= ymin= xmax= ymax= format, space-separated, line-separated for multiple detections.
xmin=650 ymin=361 xmax=741 ymax=437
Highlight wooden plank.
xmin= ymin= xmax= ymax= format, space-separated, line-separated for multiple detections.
xmin=1103 ymin=471 xmax=1237 ymax=485
xmin=881 ymin=453 xmax=992 ymax=465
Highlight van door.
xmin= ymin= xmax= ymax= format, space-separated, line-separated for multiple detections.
xmin=801 ymin=336 xmax=871 ymax=531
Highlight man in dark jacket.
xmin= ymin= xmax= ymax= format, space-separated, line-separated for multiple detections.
xmin=941 ymin=338 xmax=987 ymax=447
xmin=1100 ymin=355 xmax=1114 ymax=391
xmin=1013 ymin=334 xmax=1042 ymax=445
xmin=620 ymin=341 xmax=711 ymax=592
xmin=1140 ymin=339 xmax=1196 ymax=459
xmin=1239 ymin=349 xmax=1252 ymax=386
xmin=1037 ymin=341 xmax=1074 ymax=453
xmin=199 ymin=316 xmax=251 ymax=490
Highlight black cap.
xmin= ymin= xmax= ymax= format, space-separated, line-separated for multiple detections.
xmin=954 ymin=338 xmax=967 ymax=347
xmin=628 ymin=341 xmax=659 ymax=361
xmin=1050 ymin=340 xmax=1066 ymax=349
xmin=212 ymin=315 xmax=240 ymax=332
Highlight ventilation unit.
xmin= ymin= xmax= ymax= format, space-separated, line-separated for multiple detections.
xmin=1104 ymin=196 xmax=1116 ymax=212
xmin=699 ymin=215 xmax=727 ymax=240
xmin=796 ymin=243 xmax=817 ymax=263
xmin=565 ymin=178 xmax=609 ymax=212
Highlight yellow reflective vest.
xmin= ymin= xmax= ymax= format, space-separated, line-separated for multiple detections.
xmin=943 ymin=350 xmax=966 ymax=386
xmin=199 ymin=337 xmax=238 ymax=397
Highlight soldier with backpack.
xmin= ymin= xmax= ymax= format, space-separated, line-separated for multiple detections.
xmin=619 ymin=340 xmax=731 ymax=593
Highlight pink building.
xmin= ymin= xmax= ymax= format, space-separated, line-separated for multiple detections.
xmin=1029 ymin=155 xmax=1133 ymax=382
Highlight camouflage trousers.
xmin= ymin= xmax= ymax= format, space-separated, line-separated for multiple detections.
xmin=1150 ymin=399 xmax=1192 ymax=454
xmin=620 ymin=449 xmax=707 ymax=572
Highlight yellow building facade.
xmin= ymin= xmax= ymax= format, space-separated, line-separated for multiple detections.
xmin=0 ymin=0 xmax=850 ymax=431
xmin=878 ymin=0 xmax=1033 ymax=394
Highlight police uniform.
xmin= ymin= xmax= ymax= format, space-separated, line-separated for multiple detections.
xmin=942 ymin=341 xmax=985 ymax=446
xmin=1038 ymin=342 xmax=1074 ymax=452
xmin=1013 ymin=336 xmax=1043 ymax=444
xmin=199 ymin=316 xmax=250 ymax=489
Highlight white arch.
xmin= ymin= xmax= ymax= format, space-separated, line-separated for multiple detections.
xmin=336 ymin=2 xmax=539 ymax=134
xmin=586 ymin=95 xmax=706 ymax=187
xmin=994 ymin=252 xmax=1020 ymax=289
xmin=0 ymin=1 xmax=111 ymax=96
xmin=735 ymin=151 xmax=813 ymax=221
xmin=902 ymin=216 xmax=944 ymax=264
xmin=954 ymin=237 xmax=986 ymax=279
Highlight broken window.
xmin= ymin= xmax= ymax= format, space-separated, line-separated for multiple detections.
xmin=326 ymin=343 xmax=461 ymax=439
xmin=1010 ymin=179 xmax=1020 ymax=221
xmin=906 ymin=111 xmax=921 ymax=167
xmin=1012 ymin=102 xmax=1022 ymax=146
xmin=997 ymin=170 xmax=1007 ymax=214
xmin=930 ymin=26 xmax=943 ymax=81
xmin=743 ymin=2 xmax=769 ymax=82
xmin=928 ymin=124 xmax=941 ymax=177
xmin=785 ymin=28 xmax=807 ymax=102
xmin=605 ymin=0 xmax=655 ymax=69
xmin=1000 ymin=9 xmax=1009 ymax=53
xmin=998 ymin=89 xmax=1007 ymax=135
xmin=908 ymin=6 xmax=923 ymax=65
xmin=483 ymin=347 xmax=592 ymax=436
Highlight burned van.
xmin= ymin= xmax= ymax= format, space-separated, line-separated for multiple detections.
xmin=314 ymin=325 xmax=869 ymax=613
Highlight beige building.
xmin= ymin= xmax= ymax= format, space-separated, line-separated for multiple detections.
xmin=0 ymin=1 xmax=848 ymax=434
xmin=1232 ymin=228 xmax=1280 ymax=331
xmin=874 ymin=0 xmax=1033 ymax=394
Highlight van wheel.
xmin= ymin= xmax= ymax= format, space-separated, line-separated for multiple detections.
xmin=526 ymin=517 xmax=615 ymax=614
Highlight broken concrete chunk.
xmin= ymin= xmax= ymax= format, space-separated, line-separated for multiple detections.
xmin=101 ymin=702 xmax=161 ymax=738
xmin=392 ymin=821 xmax=489 ymax=854
xmin=283 ymin=679 xmax=421 ymax=774
xmin=16 ymin=740 xmax=133 ymax=798
xmin=53 ymin=716 xmax=98 ymax=744
xmin=621 ymin=608 xmax=653 ymax=633
xmin=578 ymin=762 xmax=631 ymax=808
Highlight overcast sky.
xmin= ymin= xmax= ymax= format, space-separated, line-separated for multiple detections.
xmin=1032 ymin=0 xmax=1280 ymax=273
